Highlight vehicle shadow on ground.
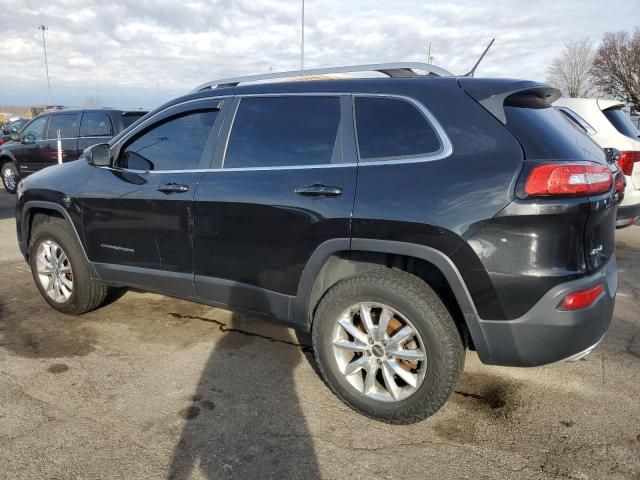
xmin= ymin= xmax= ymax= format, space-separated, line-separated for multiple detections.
xmin=167 ymin=289 xmax=321 ymax=479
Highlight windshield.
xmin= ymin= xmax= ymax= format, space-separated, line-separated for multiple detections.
xmin=603 ymin=107 xmax=640 ymax=140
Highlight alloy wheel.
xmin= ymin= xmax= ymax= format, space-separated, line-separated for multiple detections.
xmin=331 ymin=302 xmax=427 ymax=402
xmin=3 ymin=166 xmax=16 ymax=191
xmin=35 ymin=239 xmax=74 ymax=303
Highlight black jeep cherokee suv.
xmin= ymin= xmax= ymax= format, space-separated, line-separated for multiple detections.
xmin=1 ymin=108 xmax=147 ymax=193
xmin=15 ymin=64 xmax=618 ymax=423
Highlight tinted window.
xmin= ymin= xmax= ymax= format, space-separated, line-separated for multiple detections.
xmin=224 ymin=96 xmax=342 ymax=169
xmin=22 ymin=116 xmax=48 ymax=142
xmin=355 ymin=97 xmax=441 ymax=161
xmin=505 ymin=94 xmax=604 ymax=161
xmin=80 ymin=112 xmax=113 ymax=137
xmin=120 ymin=110 xmax=217 ymax=171
xmin=47 ymin=113 xmax=80 ymax=139
xmin=603 ymin=108 xmax=640 ymax=140
xmin=122 ymin=113 xmax=146 ymax=129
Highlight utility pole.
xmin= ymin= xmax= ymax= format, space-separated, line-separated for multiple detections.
xmin=39 ymin=25 xmax=52 ymax=105
xmin=300 ymin=0 xmax=305 ymax=70
xmin=427 ymin=42 xmax=434 ymax=64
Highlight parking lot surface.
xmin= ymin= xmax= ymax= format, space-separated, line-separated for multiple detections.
xmin=0 ymin=188 xmax=639 ymax=479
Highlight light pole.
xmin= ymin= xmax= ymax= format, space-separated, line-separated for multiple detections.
xmin=39 ymin=25 xmax=52 ymax=105
xmin=300 ymin=0 xmax=305 ymax=70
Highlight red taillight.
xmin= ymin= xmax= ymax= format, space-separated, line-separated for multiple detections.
xmin=561 ymin=284 xmax=604 ymax=310
xmin=524 ymin=162 xmax=612 ymax=197
xmin=616 ymin=151 xmax=640 ymax=176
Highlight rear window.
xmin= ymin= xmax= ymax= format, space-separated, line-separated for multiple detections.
xmin=603 ymin=107 xmax=640 ymax=141
xmin=504 ymin=94 xmax=604 ymax=161
xmin=354 ymin=97 xmax=441 ymax=161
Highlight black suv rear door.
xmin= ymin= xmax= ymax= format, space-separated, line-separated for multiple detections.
xmin=78 ymin=111 xmax=115 ymax=152
xmin=44 ymin=112 xmax=81 ymax=164
xmin=192 ymin=94 xmax=357 ymax=318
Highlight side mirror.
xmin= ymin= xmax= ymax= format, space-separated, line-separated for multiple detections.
xmin=10 ymin=131 xmax=20 ymax=141
xmin=86 ymin=143 xmax=111 ymax=167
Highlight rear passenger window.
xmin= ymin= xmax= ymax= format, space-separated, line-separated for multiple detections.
xmin=80 ymin=112 xmax=113 ymax=137
xmin=46 ymin=113 xmax=80 ymax=139
xmin=224 ymin=96 xmax=342 ymax=169
xmin=120 ymin=110 xmax=218 ymax=171
xmin=355 ymin=97 xmax=441 ymax=161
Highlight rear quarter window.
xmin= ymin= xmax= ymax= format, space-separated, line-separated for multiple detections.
xmin=504 ymin=94 xmax=604 ymax=161
xmin=80 ymin=112 xmax=113 ymax=137
xmin=354 ymin=96 xmax=442 ymax=161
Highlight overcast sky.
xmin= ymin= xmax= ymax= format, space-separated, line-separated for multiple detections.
xmin=1 ymin=0 xmax=639 ymax=110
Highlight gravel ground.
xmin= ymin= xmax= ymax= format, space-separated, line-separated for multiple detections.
xmin=0 ymin=188 xmax=639 ymax=479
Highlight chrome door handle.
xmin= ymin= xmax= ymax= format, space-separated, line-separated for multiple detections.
xmin=294 ymin=184 xmax=343 ymax=197
xmin=157 ymin=183 xmax=189 ymax=194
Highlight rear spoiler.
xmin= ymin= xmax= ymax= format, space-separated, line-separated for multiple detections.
xmin=457 ymin=78 xmax=561 ymax=124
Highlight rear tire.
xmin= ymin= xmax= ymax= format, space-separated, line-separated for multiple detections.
xmin=29 ymin=216 xmax=110 ymax=315
xmin=1 ymin=161 xmax=19 ymax=194
xmin=312 ymin=269 xmax=464 ymax=424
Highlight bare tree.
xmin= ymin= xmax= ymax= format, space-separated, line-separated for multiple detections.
xmin=82 ymin=96 xmax=103 ymax=108
xmin=592 ymin=29 xmax=640 ymax=109
xmin=547 ymin=38 xmax=596 ymax=97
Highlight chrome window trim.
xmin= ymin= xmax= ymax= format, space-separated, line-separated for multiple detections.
xmin=113 ymin=93 xmax=452 ymax=175
xmin=110 ymin=96 xmax=229 ymax=148
xmin=352 ymin=93 xmax=453 ymax=164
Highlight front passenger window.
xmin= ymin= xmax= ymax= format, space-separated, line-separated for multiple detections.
xmin=120 ymin=110 xmax=218 ymax=171
xmin=22 ymin=116 xmax=48 ymax=143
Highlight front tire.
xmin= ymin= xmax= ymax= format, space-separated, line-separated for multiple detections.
xmin=1 ymin=161 xmax=19 ymax=194
xmin=312 ymin=269 xmax=464 ymax=424
xmin=29 ymin=216 xmax=110 ymax=315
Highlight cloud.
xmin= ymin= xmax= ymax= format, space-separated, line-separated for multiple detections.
xmin=0 ymin=0 xmax=638 ymax=108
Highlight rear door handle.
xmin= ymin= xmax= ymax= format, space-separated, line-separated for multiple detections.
xmin=294 ymin=184 xmax=343 ymax=197
xmin=157 ymin=183 xmax=189 ymax=194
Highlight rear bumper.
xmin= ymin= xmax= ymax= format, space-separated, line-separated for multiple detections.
xmin=466 ymin=255 xmax=617 ymax=366
xmin=618 ymin=183 xmax=640 ymax=220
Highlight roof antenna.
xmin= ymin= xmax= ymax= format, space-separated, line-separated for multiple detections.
xmin=464 ymin=38 xmax=495 ymax=77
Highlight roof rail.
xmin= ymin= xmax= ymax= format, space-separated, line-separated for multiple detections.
xmin=191 ymin=62 xmax=454 ymax=92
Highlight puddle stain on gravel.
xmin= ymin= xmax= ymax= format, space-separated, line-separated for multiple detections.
xmin=0 ymin=301 xmax=97 ymax=359
xmin=178 ymin=406 xmax=201 ymax=420
xmin=47 ymin=363 xmax=69 ymax=374
xmin=434 ymin=373 xmax=522 ymax=444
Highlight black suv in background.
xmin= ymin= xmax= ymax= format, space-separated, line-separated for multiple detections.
xmin=1 ymin=108 xmax=147 ymax=193
xmin=14 ymin=64 xmax=618 ymax=423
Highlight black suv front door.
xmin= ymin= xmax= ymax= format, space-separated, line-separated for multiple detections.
xmin=13 ymin=115 xmax=50 ymax=175
xmin=82 ymin=97 xmax=227 ymax=296
xmin=193 ymin=95 xmax=357 ymax=318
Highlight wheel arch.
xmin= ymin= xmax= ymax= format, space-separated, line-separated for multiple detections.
xmin=293 ymin=239 xmax=480 ymax=347
xmin=0 ymin=151 xmax=16 ymax=168
xmin=21 ymin=201 xmax=96 ymax=276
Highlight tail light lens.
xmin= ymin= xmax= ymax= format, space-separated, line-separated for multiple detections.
xmin=561 ymin=284 xmax=603 ymax=310
xmin=616 ymin=151 xmax=640 ymax=176
xmin=524 ymin=162 xmax=612 ymax=197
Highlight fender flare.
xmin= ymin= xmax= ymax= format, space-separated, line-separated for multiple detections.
xmin=0 ymin=151 xmax=17 ymax=167
xmin=21 ymin=200 xmax=96 ymax=276
xmin=292 ymin=237 xmax=480 ymax=327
